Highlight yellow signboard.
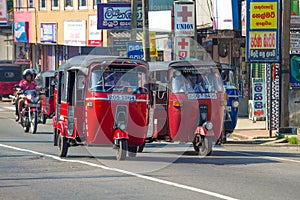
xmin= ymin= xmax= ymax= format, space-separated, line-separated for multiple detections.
xmin=149 ymin=32 xmax=158 ymax=57
xmin=250 ymin=2 xmax=278 ymax=29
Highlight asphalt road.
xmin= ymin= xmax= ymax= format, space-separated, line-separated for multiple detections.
xmin=0 ymin=101 xmax=300 ymax=200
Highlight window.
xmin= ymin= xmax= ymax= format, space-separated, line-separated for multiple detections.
xmin=40 ymin=0 xmax=46 ymax=10
xmin=52 ymin=0 xmax=59 ymax=10
xmin=16 ymin=0 xmax=22 ymax=10
xmin=65 ymin=0 xmax=73 ymax=8
xmin=94 ymin=0 xmax=101 ymax=9
xmin=79 ymin=0 xmax=86 ymax=7
xmin=28 ymin=0 xmax=33 ymax=7
xmin=79 ymin=0 xmax=87 ymax=9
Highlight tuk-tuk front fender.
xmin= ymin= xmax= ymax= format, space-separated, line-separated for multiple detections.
xmin=57 ymin=121 xmax=67 ymax=137
xmin=113 ymin=129 xmax=129 ymax=140
xmin=194 ymin=126 xmax=207 ymax=136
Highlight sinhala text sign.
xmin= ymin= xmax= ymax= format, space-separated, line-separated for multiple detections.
xmin=246 ymin=0 xmax=280 ymax=62
xmin=97 ymin=3 xmax=142 ymax=30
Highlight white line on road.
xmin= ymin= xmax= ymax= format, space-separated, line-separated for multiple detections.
xmin=2 ymin=106 xmax=15 ymax=111
xmin=0 ymin=143 xmax=239 ymax=200
xmin=221 ymin=149 xmax=300 ymax=164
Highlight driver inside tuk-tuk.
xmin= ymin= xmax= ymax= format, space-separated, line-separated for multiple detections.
xmin=105 ymin=73 xmax=130 ymax=87
xmin=186 ymin=74 xmax=205 ymax=93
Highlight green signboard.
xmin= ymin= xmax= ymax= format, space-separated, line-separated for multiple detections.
xmin=149 ymin=0 xmax=173 ymax=11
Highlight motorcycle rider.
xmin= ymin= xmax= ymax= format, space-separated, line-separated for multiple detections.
xmin=15 ymin=69 xmax=39 ymax=123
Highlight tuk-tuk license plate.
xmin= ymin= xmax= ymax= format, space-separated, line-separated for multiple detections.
xmin=108 ymin=94 xmax=136 ymax=102
xmin=28 ymin=104 xmax=40 ymax=108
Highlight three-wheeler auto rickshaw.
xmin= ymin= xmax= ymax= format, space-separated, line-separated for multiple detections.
xmin=35 ymin=70 xmax=57 ymax=124
xmin=216 ymin=63 xmax=239 ymax=144
xmin=0 ymin=64 xmax=22 ymax=101
xmin=148 ymin=60 xmax=226 ymax=156
xmin=53 ymin=55 xmax=150 ymax=160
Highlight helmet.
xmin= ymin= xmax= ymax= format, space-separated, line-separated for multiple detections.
xmin=31 ymin=68 xmax=37 ymax=76
xmin=23 ymin=69 xmax=33 ymax=79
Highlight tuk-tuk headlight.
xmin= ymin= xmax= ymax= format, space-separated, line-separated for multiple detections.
xmin=232 ymin=100 xmax=239 ymax=108
xmin=203 ymin=121 xmax=213 ymax=130
xmin=119 ymin=124 xmax=126 ymax=131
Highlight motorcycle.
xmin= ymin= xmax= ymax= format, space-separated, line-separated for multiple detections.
xmin=11 ymin=87 xmax=40 ymax=134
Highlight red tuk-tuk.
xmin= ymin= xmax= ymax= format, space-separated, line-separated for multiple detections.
xmin=0 ymin=64 xmax=22 ymax=101
xmin=35 ymin=70 xmax=57 ymax=124
xmin=53 ymin=55 xmax=150 ymax=160
xmin=148 ymin=60 xmax=226 ymax=156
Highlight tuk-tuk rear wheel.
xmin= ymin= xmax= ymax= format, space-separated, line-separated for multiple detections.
xmin=116 ymin=139 xmax=128 ymax=161
xmin=58 ymin=133 xmax=69 ymax=157
xmin=128 ymin=146 xmax=137 ymax=157
xmin=137 ymin=143 xmax=145 ymax=153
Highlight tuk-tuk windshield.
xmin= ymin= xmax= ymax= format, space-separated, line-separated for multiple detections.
xmin=90 ymin=68 xmax=147 ymax=93
xmin=171 ymin=68 xmax=223 ymax=94
xmin=222 ymin=69 xmax=235 ymax=86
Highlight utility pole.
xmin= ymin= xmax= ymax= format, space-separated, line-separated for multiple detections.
xmin=130 ymin=0 xmax=137 ymax=41
xmin=142 ymin=0 xmax=150 ymax=61
xmin=280 ymin=0 xmax=290 ymax=127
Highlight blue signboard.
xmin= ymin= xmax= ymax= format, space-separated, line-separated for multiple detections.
xmin=97 ymin=3 xmax=143 ymax=30
xmin=127 ymin=42 xmax=144 ymax=60
xmin=14 ymin=22 xmax=28 ymax=42
xmin=246 ymin=0 xmax=280 ymax=62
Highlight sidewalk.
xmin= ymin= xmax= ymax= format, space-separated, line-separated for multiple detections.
xmin=230 ymin=117 xmax=275 ymax=140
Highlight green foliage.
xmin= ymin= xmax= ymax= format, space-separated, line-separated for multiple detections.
xmin=287 ymin=137 xmax=300 ymax=144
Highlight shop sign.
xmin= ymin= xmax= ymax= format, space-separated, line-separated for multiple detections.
xmin=212 ymin=0 xmax=233 ymax=30
xmin=127 ymin=42 xmax=143 ymax=60
xmin=250 ymin=2 xmax=278 ymax=29
xmin=64 ymin=20 xmax=86 ymax=46
xmin=241 ymin=1 xmax=247 ymax=36
xmin=97 ymin=3 xmax=142 ymax=30
xmin=174 ymin=2 xmax=195 ymax=36
xmin=88 ymin=15 xmax=102 ymax=46
xmin=252 ymin=78 xmax=266 ymax=118
xmin=40 ymin=23 xmax=57 ymax=43
xmin=174 ymin=37 xmax=190 ymax=59
xmin=291 ymin=0 xmax=300 ymax=28
xmin=248 ymin=31 xmax=277 ymax=60
xmin=15 ymin=43 xmax=31 ymax=64
xmin=14 ymin=22 xmax=28 ymax=42
xmin=246 ymin=0 xmax=279 ymax=62
xmin=290 ymin=54 xmax=300 ymax=88
xmin=0 ymin=0 xmax=8 ymax=26
xmin=290 ymin=32 xmax=300 ymax=52
xmin=149 ymin=32 xmax=158 ymax=57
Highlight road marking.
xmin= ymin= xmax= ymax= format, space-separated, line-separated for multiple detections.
xmin=0 ymin=143 xmax=239 ymax=200
xmin=2 ymin=106 xmax=15 ymax=111
xmin=222 ymin=149 xmax=300 ymax=164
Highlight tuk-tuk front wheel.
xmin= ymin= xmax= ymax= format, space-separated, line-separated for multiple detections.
xmin=116 ymin=139 xmax=128 ymax=161
xmin=194 ymin=136 xmax=212 ymax=156
xmin=58 ymin=132 xmax=69 ymax=157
